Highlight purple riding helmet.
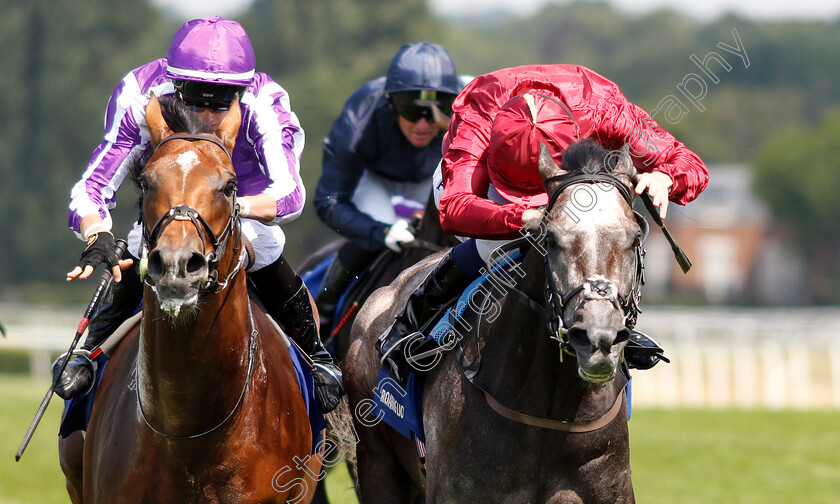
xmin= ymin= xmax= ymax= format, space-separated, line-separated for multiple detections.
xmin=165 ymin=17 xmax=255 ymax=110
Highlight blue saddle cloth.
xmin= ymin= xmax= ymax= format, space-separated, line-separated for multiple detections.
xmin=59 ymin=334 xmax=326 ymax=450
xmin=371 ymin=369 xmax=425 ymax=443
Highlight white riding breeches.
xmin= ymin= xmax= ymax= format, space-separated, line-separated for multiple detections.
xmin=352 ymin=170 xmax=433 ymax=225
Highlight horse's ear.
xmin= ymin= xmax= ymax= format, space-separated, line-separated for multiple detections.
xmin=146 ymin=93 xmax=172 ymax=148
xmin=216 ymin=95 xmax=242 ymax=153
xmin=612 ymin=144 xmax=637 ymax=190
xmin=538 ymin=142 xmax=569 ymax=193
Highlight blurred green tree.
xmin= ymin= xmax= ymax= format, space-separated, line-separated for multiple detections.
xmin=753 ymin=109 xmax=840 ymax=301
xmin=0 ymin=0 xmax=173 ymax=292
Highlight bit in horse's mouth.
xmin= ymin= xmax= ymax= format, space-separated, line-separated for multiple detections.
xmin=578 ymin=367 xmax=615 ymax=384
xmin=151 ymin=286 xmax=199 ymax=317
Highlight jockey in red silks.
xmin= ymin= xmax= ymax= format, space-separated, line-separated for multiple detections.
xmin=58 ymin=17 xmax=343 ymax=412
xmin=378 ymin=64 xmax=709 ymax=379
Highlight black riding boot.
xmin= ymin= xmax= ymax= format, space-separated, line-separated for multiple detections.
xmin=314 ymin=257 xmax=354 ymax=334
xmin=251 ymin=256 xmax=344 ymax=413
xmin=378 ymin=250 xmax=473 ymax=381
xmin=315 ymin=242 xmax=377 ymax=333
xmin=54 ymin=262 xmax=143 ymax=400
xmin=279 ymin=277 xmax=345 ymax=413
xmin=624 ymin=329 xmax=670 ymax=370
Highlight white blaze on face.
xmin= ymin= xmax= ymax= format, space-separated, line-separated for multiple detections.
xmin=176 ymin=151 xmax=200 ymax=176
xmin=174 ymin=151 xmax=200 ymax=240
xmin=563 ymin=185 xmax=625 ymax=246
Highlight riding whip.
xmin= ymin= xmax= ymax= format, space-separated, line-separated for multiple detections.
xmin=639 ymin=192 xmax=692 ymax=273
xmin=15 ymin=239 xmax=127 ymax=461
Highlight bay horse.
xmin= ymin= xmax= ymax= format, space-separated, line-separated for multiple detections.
xmin=344 ymin=139 xmax=645 ymax=502
xmin=58 ymin=95 xmax=321 ymax=503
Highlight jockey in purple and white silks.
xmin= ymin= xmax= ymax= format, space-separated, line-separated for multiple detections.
xmin=68 ymin=49 xmax=304 ymax=270
xmin=58 ymin=17 xmax=344 ymax=412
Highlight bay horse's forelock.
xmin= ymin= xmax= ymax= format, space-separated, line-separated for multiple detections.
xmin=59 ymin=95 xmax=321 ymax=504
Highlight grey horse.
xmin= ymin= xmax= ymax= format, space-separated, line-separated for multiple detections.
xmin=344 ymin=139 xmax=643 ymax=503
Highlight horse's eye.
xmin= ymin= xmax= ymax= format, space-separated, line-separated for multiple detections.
xmin=632 ymin=233 xmax=642 ymax=248
xmin=139 ymin=178 xmax=149 ymax=192
xmin=544 ymin=233 xmax=558 ymax=249
xmin=224 ymin=180 xmax=236 ymax=197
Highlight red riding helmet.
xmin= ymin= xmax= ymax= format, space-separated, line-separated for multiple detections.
xmin=487 ymin=92 xmax=579 ymax=206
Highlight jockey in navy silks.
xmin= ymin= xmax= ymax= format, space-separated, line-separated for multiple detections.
xmin=313 ymin=42 xmax=470 ymax=330
xmin=59 ymin=17 xmax=343 ymax=412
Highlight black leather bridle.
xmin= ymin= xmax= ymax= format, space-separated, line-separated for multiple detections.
xmin=139 ymin=133 xmax=245 ymax=293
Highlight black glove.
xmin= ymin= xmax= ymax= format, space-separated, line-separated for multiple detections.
xmin=78 ymin=231 xmax=121 ymax=272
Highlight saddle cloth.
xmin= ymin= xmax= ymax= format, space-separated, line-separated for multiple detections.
xmin=59 ymin=329 xmax=326 ymax=451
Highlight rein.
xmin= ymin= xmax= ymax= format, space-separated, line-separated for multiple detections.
xmin=482 ymin=373 xmax=628 ymax=432
xmin=136 ymin=301 xmax=259 ymax=440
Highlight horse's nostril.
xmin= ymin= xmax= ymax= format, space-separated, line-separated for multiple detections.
xmin=615 ymin=328 xmax=630 ymax=344
xmin=186 ymin=252 xmax=208 ymax=275
xmin=147 ymin=250 xmax=164 ymax=279
xmin=568 ymin=327 xmax=588 ymax=348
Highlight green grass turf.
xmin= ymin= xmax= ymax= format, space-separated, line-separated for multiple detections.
xmin=631 ymin=408 xmax=840 ymax=504
xmin=2 ymin=375 xmax=838 ymax=503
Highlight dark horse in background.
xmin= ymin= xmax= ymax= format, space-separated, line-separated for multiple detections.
xmin=344 ymin=140 xmax=644 ymax=503
xmin=302 ymin=193 xmax=455 ymax=504
xmin=301 ymin=196 xmax=456 ymax=363
xmin=58 ymin=95 xmax=322 ymax=503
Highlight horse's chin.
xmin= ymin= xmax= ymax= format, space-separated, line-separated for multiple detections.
xmin=574 ymin=354 xmax=620 ymax=384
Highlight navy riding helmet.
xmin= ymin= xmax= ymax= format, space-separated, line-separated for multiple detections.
xmin=385 ymin=42 xmax=460 ymax=120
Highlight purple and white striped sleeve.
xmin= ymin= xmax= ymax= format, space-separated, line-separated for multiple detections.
xmin=244 ymin=77 xmax=306 ymax=225
xmin=68 ymin=61 xmax=172 ymax=239
xmin=69 ymin=77 xmax=136 ymax=237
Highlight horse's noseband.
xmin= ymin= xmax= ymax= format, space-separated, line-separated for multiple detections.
xmin=140 ymin=134 xmax=243 ymax=293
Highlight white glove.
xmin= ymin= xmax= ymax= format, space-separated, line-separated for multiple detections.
xmin=383 ymin=219 xmax=415 ymax=252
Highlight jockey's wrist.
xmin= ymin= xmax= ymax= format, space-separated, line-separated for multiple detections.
xmin=236 ymin=197 xmax=251 ymax=218
xmin=82 ymin=222 xmax=110 ymax=241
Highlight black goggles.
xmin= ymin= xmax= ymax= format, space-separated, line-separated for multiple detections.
xmin=390 ymin=90 xmax=455 ymax=123
xmin=173 ymin=80 xmax=245 ymax=112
